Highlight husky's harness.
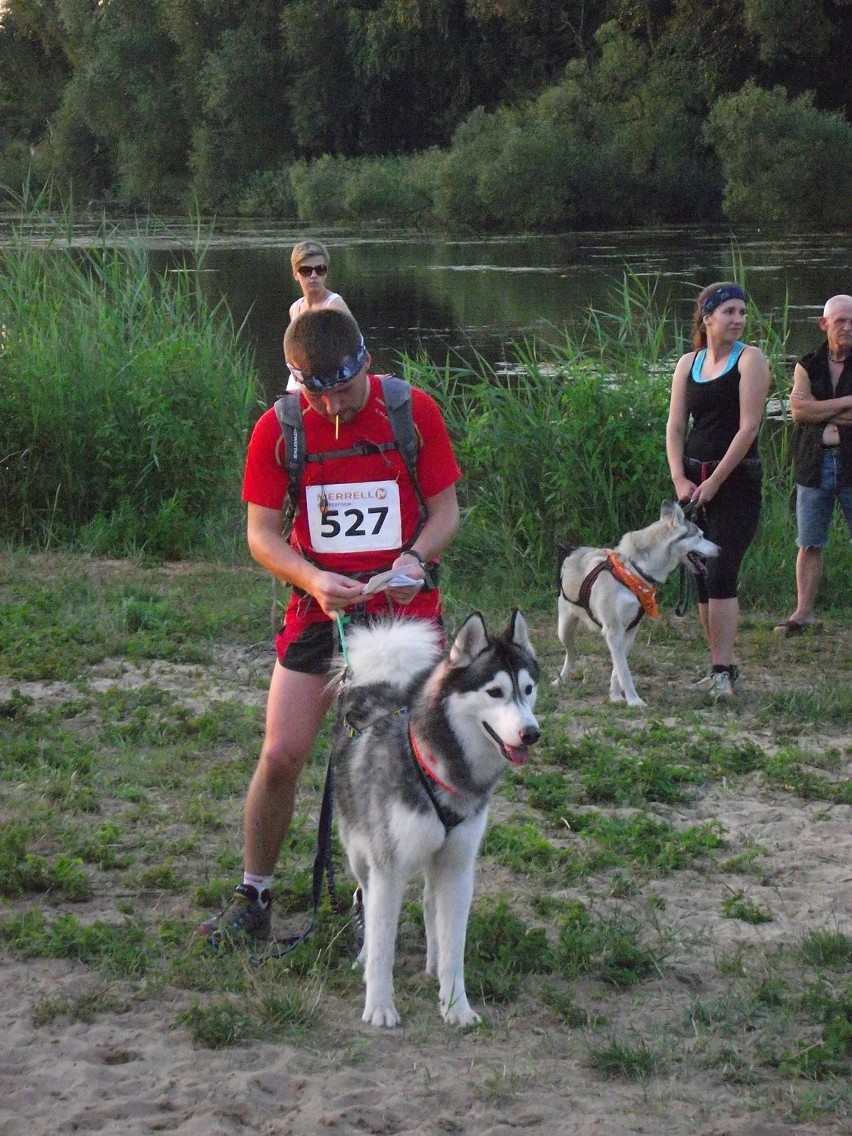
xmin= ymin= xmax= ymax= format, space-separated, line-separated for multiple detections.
xmin=408 ymin=727 xmax=466 ymax=832
xmin=339 ymin=697 xmax=466 ymax=832
xmin=562 ymin=549 xmax=660 ymax=630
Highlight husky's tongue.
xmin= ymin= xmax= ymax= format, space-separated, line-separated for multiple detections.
xmin=688 ymin=551 xmax=708 ymax=576
xmin=483 ymin=722 xmax=531 ymax=766
xmin=505 ymin=745 xmax=530 ymax=766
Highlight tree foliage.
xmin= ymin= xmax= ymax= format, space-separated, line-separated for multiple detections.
xmin=0 ymin=0 xmax=849 ymax=227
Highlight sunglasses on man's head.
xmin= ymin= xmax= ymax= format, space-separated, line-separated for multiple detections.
xmin=287 ymin=340 xmax=369 ymax=393
xmin=296 ymin=263 xmax=328 ymax=278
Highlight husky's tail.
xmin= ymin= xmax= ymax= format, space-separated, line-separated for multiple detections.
xmin=340 ymin=618 xmax=444 ymax=690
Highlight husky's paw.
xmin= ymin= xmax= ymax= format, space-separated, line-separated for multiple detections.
xmin=362 ymin=1003 xmax=401 ymax=1028
xmin=443 ymin=1004 xmax=482 ymax=1028
xmin=551 ymin=675 xmax=563 ymax=689
xmin=624 ymin=696 xmax=648 ymax=709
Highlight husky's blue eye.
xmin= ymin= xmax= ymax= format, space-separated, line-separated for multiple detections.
xmin=486 ymin=686 xmax=503 ymax=699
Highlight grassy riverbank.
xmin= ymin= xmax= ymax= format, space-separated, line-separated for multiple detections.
xmin=0 ymin=552 xmax=849 ymax=1132
xmin=3 ymin=218 xmax=850 ymax=613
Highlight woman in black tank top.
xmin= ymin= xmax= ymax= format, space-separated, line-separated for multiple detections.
xmin=665 ymin=282 xmax=772 ymax=700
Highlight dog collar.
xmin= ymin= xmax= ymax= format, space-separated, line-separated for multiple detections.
xmin=408 ymin=726 xmax=467 ymax=833
xmin=409 ymin=728 xmax=459 ymax=795
xmin=605 ymin=551 xmax=660 ymax=619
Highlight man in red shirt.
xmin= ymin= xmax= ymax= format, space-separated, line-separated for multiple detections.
xmin=197 ymin=309 xmax=461 ymax=944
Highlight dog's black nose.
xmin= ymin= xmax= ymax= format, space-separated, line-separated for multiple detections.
xmin=520 ymin=725 xmax=540 ymax=746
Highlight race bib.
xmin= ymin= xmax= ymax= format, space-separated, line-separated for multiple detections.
xmin=305 ymin=480 xmax=402 ymax=554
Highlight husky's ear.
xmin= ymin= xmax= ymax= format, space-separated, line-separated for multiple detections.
xmin=448 ymin=611 xmax=489 ymax=668
xmin=660 ymin=500 xmax=683 ymax=523
xmin=507 ymin=608 xmax=534 ymax=655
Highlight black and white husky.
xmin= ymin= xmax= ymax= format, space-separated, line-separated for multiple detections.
xmin=332 ymin=611 xmax=540 ymax=1028
xmin=555 ymin=501 xmax=719 ymax=707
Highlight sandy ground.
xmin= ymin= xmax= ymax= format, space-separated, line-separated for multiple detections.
xmin=1 ymin=612 xmax=849 ymax=1136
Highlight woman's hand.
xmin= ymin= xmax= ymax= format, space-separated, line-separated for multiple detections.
xmin=690 ymin=478 xmax=718 ymax=507
xmin=674 ymin=477 xmax=697 ymax=504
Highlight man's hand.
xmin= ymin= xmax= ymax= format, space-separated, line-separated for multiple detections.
xmin=311 ymin=572 xmax=369 ymax=616
xmin=385 ymin=551 xmax=427 ymax=606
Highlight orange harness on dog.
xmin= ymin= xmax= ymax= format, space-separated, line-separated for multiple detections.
xmin=604 ymin=552 xmax=660 ymax=620
xmin=563 ymin=550 xmax=660 ymax=629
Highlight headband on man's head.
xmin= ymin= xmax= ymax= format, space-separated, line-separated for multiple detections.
xmin=701 ymin=285 xmax=747 ymax=316
xmin=286 ymin=339 xmax=369 ymax=393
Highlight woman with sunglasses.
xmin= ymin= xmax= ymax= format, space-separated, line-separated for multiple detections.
xmin=288 ymin=239 xmax=353 ymax=324
xmin=286 ymin=240 xmax=354 ymax=391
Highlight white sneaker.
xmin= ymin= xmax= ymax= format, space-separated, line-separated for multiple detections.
xmin=709 ymin=671 xmax=735 ymax=701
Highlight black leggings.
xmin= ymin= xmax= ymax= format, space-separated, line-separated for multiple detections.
xmin=684 ymin=459 xmax=762 ymax=601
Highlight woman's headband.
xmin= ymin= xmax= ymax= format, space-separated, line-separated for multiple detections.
xmin=701 ymin=285 xmax=747 ymax=316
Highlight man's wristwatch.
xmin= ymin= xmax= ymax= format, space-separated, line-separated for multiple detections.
xmin=405 ymin=548 xmax=427 ymax=568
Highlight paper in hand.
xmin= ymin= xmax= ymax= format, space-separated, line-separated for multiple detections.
xmin=361 ymin=569 xmax=425 ymax=596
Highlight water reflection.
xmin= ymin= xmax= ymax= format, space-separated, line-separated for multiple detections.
xmin=3 ymin=216 xmax=848 ymax=402
xmin=188 ymin=227 xmax=850 ymax=401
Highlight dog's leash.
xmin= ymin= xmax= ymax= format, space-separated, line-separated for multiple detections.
xmin=249 ymin=614 xmax=351 ymax=963
xmin=675 ymin=500 xmax=700 ymax=617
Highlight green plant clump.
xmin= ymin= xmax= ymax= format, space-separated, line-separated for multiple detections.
xmin=0 ymin=204 xmax=259 ymax=558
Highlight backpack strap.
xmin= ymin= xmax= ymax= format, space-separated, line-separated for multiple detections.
xmin=378 ymin=375 xmax=428 ymax=530
xmin=273 ymin=391 xmax=305 ymax=537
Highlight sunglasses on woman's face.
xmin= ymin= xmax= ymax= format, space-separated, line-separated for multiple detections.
xmin=296 ymin=263 xmax=328 ymax=278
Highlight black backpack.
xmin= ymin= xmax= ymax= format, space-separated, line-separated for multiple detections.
xmin=273 ymin=375 xmax=427 ymax=538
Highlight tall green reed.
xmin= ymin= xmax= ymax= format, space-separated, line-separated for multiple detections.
xmin=406 ymin=271 xmax=849 ymax=613
xmin=0 ymin=203 xmax=260 ymax=558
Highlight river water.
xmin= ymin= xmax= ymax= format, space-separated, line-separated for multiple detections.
xmin=182 ymin=226 xmax=851 ymax=400
xmin=5 ymin=217 xmax=851 ymax=400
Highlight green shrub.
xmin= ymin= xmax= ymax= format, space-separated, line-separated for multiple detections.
xmin=0 ymin=206 xmax=259 ymax=556
xmin=707 ymin=82 xmax=852 ymax=227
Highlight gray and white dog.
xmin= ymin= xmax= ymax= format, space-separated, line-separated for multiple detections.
xmin=554 ymin=501 xmax=719 ymax=707
xmin=332 ymin=611 xmax=540 ymax=1028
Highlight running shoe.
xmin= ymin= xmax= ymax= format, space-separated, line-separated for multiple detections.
xmin=709 ymin=671 xmax=735 ymax=701
xmin=195 ymin=883 xmax=272 ymax=946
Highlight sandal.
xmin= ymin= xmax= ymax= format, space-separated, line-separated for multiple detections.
xmin=773 ymin=619 xmax=821 ymax=638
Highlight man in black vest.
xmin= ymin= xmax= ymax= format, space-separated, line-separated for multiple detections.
xmin=775 ymin=294 xmax=852 ymax=635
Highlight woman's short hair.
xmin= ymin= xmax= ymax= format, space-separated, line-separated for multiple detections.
xmin=291 ymin=240 xmax=330 ymax=271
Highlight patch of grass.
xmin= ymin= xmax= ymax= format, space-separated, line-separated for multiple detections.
xmin=481 ymin=819 xmax=575 ymax=876
xmin=758 ymin=687 xmax=852 ymax=730
xmin=0 ymin=822 xmax=93 ymax=900
xmin=798 ymin=928 xmax=852 ymax=968
xmin=762 ymin=752 xmax=852 ymax=804
xmin=586 ymin=1036 xmax=663 ymax=1080
xmin=62 ymin=821 xmax=132 ymax=870
xmin=175 ymin=979 xmax=322 ymax=1048
xmin=465 ymin=898 xmax=553 ymax=1002
xmin=721 ymin=890 xmax=774 ymax=924
xmin=579 ymin=751 xmax=699 ymax=806
xmin=554 ymin=902 xmax=663 ymax=986
xmin=561 ymin=809 xmax=726 ymax=871
xmin=0 ymin=910 xmax=154 ymax=976
xmin=771 ymin=988 xmax=852 ymax=1080
xmin=31 ymin=985 xmax=127 ymax=1026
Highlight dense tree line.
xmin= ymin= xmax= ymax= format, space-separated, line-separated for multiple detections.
xmin=1 ymin=0 xmax=850 ymax=228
